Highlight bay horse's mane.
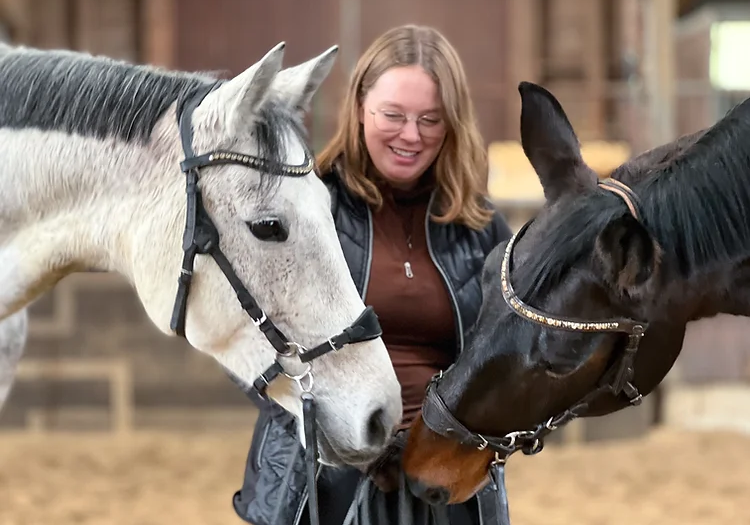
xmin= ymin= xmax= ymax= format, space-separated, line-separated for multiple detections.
xmin=514 ymin=97 xmax=750 ymax=302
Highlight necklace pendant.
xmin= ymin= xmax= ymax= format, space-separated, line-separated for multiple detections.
xmin=404 ymin=261 xmax=414 ymax=279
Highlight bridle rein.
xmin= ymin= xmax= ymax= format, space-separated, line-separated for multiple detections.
xmin=420 ymin=178 xmax=649 ymax=524
xmin=171 ymin=83 xmax=383 ymax=525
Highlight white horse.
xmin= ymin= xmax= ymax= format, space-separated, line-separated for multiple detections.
xmin=0 ymin=310 xmax=26 ymax=406
xmin=0 ymin=42 xmax=402 ymax=466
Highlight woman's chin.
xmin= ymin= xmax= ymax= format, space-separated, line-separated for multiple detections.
xmin=379 ymin=170 xmax=424 ymax=190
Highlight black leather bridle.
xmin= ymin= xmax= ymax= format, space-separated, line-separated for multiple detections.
xmin=171 ymin=83 xmax=383 ymax=525
xmin=420 ymin=178 xmax=649 ymax=524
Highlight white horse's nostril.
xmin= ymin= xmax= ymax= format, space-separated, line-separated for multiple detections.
xmin=366 ymin=407 xmax=390 ymax=448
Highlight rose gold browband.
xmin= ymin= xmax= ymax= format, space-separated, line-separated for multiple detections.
xmin=598 ymin=178 xmax=640 ymax=219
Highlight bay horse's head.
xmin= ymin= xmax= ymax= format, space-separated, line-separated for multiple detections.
xmin=401 ymin=81 xmax=724 ymax=503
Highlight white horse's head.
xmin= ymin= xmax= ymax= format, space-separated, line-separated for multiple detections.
xmin=0 ymin=42 xmax=402 ymax=466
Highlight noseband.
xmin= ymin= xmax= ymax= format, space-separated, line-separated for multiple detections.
xmin=172 ymin=83 xmax=382 ymax=525
xmin=420 ymin=178 xmax=649 ymax=524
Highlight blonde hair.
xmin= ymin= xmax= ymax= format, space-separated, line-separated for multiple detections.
xmin=316 ymin=24 xmax=493 ymax=230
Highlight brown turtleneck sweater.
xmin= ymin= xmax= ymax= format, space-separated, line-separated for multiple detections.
xmin=365 ymin=180 xmax=456 ymax=427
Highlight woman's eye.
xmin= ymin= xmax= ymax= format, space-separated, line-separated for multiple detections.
xmin=248 ymin=218 xmax=288 ymax=242
xmin=419 ymin=117 xmax=441 ymax=126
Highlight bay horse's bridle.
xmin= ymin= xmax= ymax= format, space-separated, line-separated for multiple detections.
xmin=420 ymin=178 xmax=649 ymax=524
xmin=171 ymin=83 xmax=382 ymax=525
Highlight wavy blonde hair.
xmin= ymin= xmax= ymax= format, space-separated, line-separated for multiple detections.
xmin=316 ymin=24 xmax=493 ymax=230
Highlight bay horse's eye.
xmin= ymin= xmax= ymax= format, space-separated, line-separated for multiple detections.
xmin=248 ymin=218 xmax=288 ymax=242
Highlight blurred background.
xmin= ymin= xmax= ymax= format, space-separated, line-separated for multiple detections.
xmin=1 ymin=0 xmax=749 ymax=524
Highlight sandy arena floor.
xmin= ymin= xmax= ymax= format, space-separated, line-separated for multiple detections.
xmin=0 ymin=427 xmax=748 ymax=525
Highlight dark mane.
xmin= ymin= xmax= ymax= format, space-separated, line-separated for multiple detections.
xmin=512 ymin=192 xmax=625 ymax=301
xmin=0 ymin=44 xmax=214 ymax=143
xmin=0 ymin=44 xmax=310 ymax=197
xmin=514 ymin=97 xmax=750 ymax=302
xmin=243 ymin=96 xmax=311 ymax=198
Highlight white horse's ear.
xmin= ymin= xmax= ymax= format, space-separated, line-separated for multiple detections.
xmin=203 ymin=41 xmax=286 ymax=134
xmin=271 ymin=45 xmax=338 ymax=115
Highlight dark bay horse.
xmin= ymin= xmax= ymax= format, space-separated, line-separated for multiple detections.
xmin=401 ymin=80 xmax=749 ymax=505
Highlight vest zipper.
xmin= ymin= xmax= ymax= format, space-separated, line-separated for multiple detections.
xmin=293 ymin=194 xmax=371 ymax=524
xmin=289 ymin=190 xmax=463 ymax=525
xmin=361 ymin=205 xmax=374 ymax=301
xmin=425 ymin=190 xmax=464 ymax=354
xmin=253 ymin=421 xmax=271 ymax=470
xmin=476 ymin=490 xmax=487 ymax=525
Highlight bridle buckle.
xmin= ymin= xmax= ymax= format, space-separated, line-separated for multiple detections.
xmin=251 ymin=311 xmax=267 ymax=327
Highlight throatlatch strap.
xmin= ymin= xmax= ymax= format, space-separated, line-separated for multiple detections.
xmin=170 ymin=244 xmax=198 ymax=336
xmin=170 ymin=83 xmax=220 ymax=337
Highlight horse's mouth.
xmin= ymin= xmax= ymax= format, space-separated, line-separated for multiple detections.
xmin=315 ymin=426 xmax=380 ymax=470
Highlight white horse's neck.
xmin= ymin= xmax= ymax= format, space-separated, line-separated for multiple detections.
xmin=0 ymin=115 xmax=182 ymax=321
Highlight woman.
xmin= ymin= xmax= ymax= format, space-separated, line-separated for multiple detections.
xmin=233 ymin=24 xmax=512 ymax=525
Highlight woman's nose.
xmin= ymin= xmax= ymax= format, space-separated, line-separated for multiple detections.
xmin=398 ymin=120 xmax=421 ymax=142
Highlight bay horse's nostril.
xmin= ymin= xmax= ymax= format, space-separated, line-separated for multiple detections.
xmin=406 ymin=476 xmax=451 ymax=506
xmin=366 ymin=407 xmax=388 ymax=448
xmin=424 ymin=485 xmax=450 ymax=506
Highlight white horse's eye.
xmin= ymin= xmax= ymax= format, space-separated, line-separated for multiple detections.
xmin=248 ymin=218 xmax=288 ymax=242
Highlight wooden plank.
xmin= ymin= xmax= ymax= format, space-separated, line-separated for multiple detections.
xmin=488 ymin=139 xmax=631 ymax=205
xmin=28 ymin=0 xmax=71 ymax=49
xmin=73 ymin=0 xmax=138 ymax=60
xmin=135 ymin=408 xmax=257 ymax=431
xmin=16 ymin=358 xmax=134 ymax=434
xmin=140 ymin=0 xmax=176 ymax=67
xmin=25 ymin=407 xmax=257 ymax=433
xmin=26 ymin=407 xmax=111 ymax=433
xmin=584 ymin=0 xmax=606 ymax=138
xmin=503 ymin=0 xmax=543 ymax=140
xmin=641 ymin=0 xmax=677 ymax=147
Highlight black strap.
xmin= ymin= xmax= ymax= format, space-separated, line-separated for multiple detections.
xmin=170 ymin=83 xmax=221 ymax=336
xmin=421 ymin=376 xmax=497 ymax=452
xmin=298 ymin=306 xmax=382 ymax=363
xmin=177 ymin=83 xmax=220 ymax=157
xmin=302 ymin=393 xmax=320 ymax=525
xmin=485 ymin=462 xmax=511 ymax=525
xmin=208 ymin=245 xmax=291 ymax=354
xmin=170 ymin=243 xmax=198 ymax=336
xmin=421 ymin=325 xmax=645 ymax=457
xmin=169 ymin=169 xmax=200 ymax=336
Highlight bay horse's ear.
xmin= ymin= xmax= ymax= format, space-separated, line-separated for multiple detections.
xmin=593 ymin=214 xmax=661 ymax=301
xmin=518 ymin=81 xmax=597 ymax=202
xmin=201 ymin=42 xmax=286 ymax=135
xmin=271 ymin=45 xmax=339 ymax=115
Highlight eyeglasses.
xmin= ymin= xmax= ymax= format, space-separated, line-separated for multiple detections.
xmin=368 ymin=108 xmax=445 ymax=138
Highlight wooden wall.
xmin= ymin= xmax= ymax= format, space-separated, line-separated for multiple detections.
xmin=0 ymin=0 xmax=682 ymax=434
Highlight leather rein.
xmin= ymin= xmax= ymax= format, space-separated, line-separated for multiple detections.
xmin=420 ymin=178 xmax=649 ymax=524
xmin=172 ymin=83 xmax=383 ymax=525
